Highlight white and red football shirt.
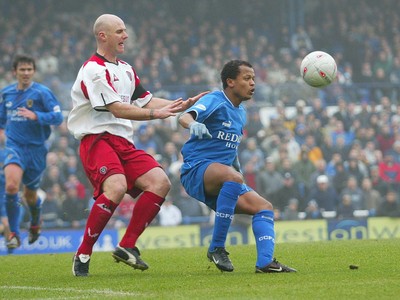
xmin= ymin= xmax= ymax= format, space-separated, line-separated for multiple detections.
xmin=67 ymin=53 xmax=152 ymax=142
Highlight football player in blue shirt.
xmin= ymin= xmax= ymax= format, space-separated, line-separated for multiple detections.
xmin=0 ymin=130 xmax=11 ymax=246
xmin=0 ymin=54 xmax=63 ymax=250
xmin=179 ymin=60 xmax=296 ymax=273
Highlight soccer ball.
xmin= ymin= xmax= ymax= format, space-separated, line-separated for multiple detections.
xmin=300 ymin=51 xmax=337 ymax=88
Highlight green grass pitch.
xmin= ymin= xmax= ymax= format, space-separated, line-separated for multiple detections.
xmin=0 ymin=239 xmax=399 ymax=299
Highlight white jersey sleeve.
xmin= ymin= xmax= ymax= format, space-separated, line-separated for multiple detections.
xmin=84 ymin=62 xmax=121 ymax=110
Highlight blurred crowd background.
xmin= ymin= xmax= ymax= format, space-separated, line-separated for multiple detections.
xmin=1 ymin=0 xmax=400 ymax=229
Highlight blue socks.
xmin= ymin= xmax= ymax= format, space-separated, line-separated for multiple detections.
xmin=29 ymin=197 xmax=42 ymax=226
xmin=5 ymin=193 xmax=21 ymax=235
xmin=209 ymin=181 xmax=241 ymax=252
xmin=252 ymin=210 xmax=275 ymax=268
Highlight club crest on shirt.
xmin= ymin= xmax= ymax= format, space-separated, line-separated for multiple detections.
xmin=26 ymin=99 xmax=34 ymax=108
xmin=99 ymin=166 xmax=107 ymax=174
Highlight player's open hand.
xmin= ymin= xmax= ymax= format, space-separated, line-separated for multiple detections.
xmin=181 ymin=91 xmax=209 ymax=111
xmin=17 ymin=107 xmax=37 ymax=120
xmin=155 ymin=99 xmax=184 ymax=119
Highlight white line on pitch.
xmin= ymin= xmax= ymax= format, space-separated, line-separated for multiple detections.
xmin=0 ymin=285 xmax=146 ymax=297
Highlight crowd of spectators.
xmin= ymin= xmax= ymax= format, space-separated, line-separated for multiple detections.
xmin=2 ymin=0 xmax=400 ymax=229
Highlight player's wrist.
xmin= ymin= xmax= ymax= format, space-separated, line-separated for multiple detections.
xmin=189 ymin=121 xmax=199 ymax=128
xmin=149 ymin=109 xmax=155 ymax=120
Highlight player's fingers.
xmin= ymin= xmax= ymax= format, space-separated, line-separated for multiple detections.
xmin=191 ymin=91 xmax=210 ymax=100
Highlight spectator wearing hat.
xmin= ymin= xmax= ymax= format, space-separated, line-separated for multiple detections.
xmin=304 ymin=200 xmax=323 ymax=219
xmin=308 ymin=175 xmax=339 ymax=212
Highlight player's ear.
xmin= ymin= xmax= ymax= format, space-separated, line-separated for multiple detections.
xmin=98 ymin=31 xmax=107 ymax=41
xmin=226 ymin=78 xmax=235 ymax=88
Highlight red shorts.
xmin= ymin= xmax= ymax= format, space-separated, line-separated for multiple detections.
xmin=79 ymin=133 xmax=160 ymax=199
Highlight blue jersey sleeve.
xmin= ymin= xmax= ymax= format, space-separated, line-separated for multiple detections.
xmin=0 ymin=86 xmax=12 ymax=129
xmin=34 ymin=86 xmax=63 ymax=126
xmin=186 ymin=93 xmax=222 ymax=124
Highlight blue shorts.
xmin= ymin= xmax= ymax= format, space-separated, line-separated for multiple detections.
xmin=180 ymin=160 xmax=252 ymax=211
xmin=4 ymin=143 xmax=47 ymax=190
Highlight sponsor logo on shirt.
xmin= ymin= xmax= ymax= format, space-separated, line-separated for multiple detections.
xmin=120 ymin=95 xmax=130 ymax=103
xmin=222 ymin=120 xmax=232 ymax=128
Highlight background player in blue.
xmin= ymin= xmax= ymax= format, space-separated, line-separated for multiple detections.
xmin=179 ymin=60 xmax=296 ymax=273
xmin=0 ymin=130 xmax=11 ymax=246
xmin=0 ymin=54 xmax=63 ymax=250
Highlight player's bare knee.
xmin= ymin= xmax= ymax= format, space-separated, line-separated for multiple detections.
xmin=258 ymin=196 xmax=273 ymax=210
xmin=225 ymin=172 xmax=244 ymax=184
xmin=23 ymin=191 xmax=38 ymax=205
xmin=104 ymin=183 xmax=127 ymax=204
xmin=264 ymin=202 xmax=273 ymax=211
xmin=5 ymin=183 xmax=19 ymax=195
xmin=151 ymin=176 xmax=171 ymax=197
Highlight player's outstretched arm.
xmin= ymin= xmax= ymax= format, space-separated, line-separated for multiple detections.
xmin=107 ymin=99 xmax=184 ymax=120
xmin=147 ymin=91 xmax=209 ymax=112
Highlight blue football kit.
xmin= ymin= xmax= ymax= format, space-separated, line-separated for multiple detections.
xmin=180 ymin=90 xmax=277 ymax=269
xmin=0 ymin=81 xmax=63 ymax=235
xmin=0 ymin=147 xmax=5 ymax=218
xmin=180 ymin=90 xmax=252 ymax=209
xmin=0 ymin=82 xmax=63 ymax=188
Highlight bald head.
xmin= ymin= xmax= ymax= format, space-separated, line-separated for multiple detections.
xmin=93 ymin=14 xmax=123 ymax=36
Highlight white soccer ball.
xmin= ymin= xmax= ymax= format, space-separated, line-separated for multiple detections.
xmin=300 ymin=51 xmax=337 ymax=88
